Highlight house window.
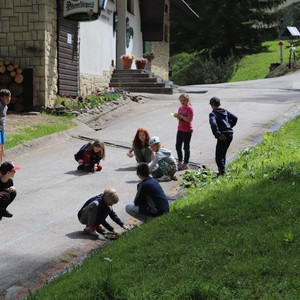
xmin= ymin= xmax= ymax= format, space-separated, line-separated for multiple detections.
xmin=127 ymin=0 xmax=134 ymax=14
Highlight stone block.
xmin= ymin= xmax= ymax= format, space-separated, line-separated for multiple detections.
xmin=7 ymin=34 xmax=15 ymax=45
xmin=1 ymin=9 xmax=14 ymax=17
xmin=14 ymin=32 xmax=23 ymax=41
xmin=20 ymin=0 xmax=33 ymax=6
xmin=9 ymin=46 xmax=17 ymax=56
xmin=10 ymin=16 xmax=20 ymax=26
xmin=28 ymin=13 xmax=40 ymax=22
xmin=10 ymin=26 xmax=28 ymax=33
xmin=14 ymin=7 xmax=32 ymax=13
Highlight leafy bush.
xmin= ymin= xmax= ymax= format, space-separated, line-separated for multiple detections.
xmin=170 ymin=52 xmax=237 ymax=85
xmin=169 ymin=52 xmax=193 ymax=85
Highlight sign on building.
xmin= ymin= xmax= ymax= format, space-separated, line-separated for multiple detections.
xmin=63 ymin=0 xmax=108 ymax=21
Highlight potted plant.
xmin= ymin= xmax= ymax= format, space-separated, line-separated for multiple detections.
xmin=119 ymin=54 xmax=135 ymax=69
xmin=142 ymin=52 xmax=154 ymax=61
xmin=135 ymin=57 xmax=148 ymax=69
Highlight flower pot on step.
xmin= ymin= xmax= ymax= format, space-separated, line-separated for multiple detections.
xmin=135 ymin=61 xmax=147 ymax=69
xmin=121 ymin=58 xmax=133 ymax=69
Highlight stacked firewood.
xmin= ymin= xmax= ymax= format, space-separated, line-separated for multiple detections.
xmin=0 ymin=60 xmax=25 ymax=112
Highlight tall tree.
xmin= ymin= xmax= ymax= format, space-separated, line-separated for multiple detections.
xmin=171 ymin=0 xmax=287 ymax=58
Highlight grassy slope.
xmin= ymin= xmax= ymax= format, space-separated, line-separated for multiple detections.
xmin=6 ymin=114 xmax=75 ymax=149
xmin=26 ymin=117 xmax=300 ymax=298
xmin=230 ymin=40 xmax=292 ymax=82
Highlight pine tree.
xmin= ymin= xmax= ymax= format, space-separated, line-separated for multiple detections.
xmin=171 ymin=0 xmax=287 ymax=58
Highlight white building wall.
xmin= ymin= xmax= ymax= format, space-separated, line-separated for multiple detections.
xmin=79 ymin=1 xmax=116 ymax=75
xmin=126 ymin=0 xmax=143 ymax=65
xmin=116 ymin=0 xmax=143 ymax=69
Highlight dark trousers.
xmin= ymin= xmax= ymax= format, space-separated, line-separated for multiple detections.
xmin=176 ymin=130 xmax=192 ymax=164
xmin=215 ymin=135 xmax=233 ymax=174
xmin=0 ymin=190 xmax=16 ymax=210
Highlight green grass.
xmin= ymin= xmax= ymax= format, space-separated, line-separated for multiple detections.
xmin=6 ymin=114 xmax=75 ymax=149
xmin=25 ymin=115 xmax=300 ymax=299
xmin=230 ymin=40 xmax=292 ymax=82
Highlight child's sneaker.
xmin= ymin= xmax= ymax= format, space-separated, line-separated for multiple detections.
xmin=95 ymin=225 xmax=105 ymax=234
xmin=84 ymin=226 xmax=106 ymax=240
xmin=84 ymin=226 xmax=100 ymax=237
xmin=157 ymin=175 xmax=171 ymax=182
xmin=171 ymin=174 xmax=178 ymax=181
xmin=178 ymin=163 xmax=188 ymax=171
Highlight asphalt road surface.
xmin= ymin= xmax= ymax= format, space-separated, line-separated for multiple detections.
xmin=1 ymin=71 xmax=300 ymax=299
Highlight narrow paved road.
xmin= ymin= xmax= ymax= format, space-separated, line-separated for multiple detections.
xmin=1 ymin=72 xmax=300 ymax=299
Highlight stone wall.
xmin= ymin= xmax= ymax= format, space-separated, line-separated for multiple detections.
xmin=0 ymin=0 xmax=57 ymax=108
xmin=151 ymin=0 xmax=170 ymax=80
xmin=79 ymin=69 xmax=113 ymax=96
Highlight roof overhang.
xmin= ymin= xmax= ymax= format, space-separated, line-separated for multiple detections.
xmin=281 ymin=26 xmax=300 ymax=38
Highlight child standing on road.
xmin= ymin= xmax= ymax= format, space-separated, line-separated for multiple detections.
xmin=173 ymin=94 xmax=194 ymax=171
xmin=0 ymin=89 xmax=11 ymax=163
xmin=127 ymin=128 xmax=152 ymax=163
xmin=149 ymin=136 xmax=177 ymax=182
xmin=0 ymin=161 xmax=20 ymax=220
xmin=77 ymin=188 xmax=129 ymax=240
xmin=74 ymin=139 xmax=105 ymax=172
xmin=209 ymin=97 xmax=238 ymax=175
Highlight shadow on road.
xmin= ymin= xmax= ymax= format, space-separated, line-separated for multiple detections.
xmin=115 ymin=166 xmax=137 ymax=172
xmin=66 ymin=231 xmax=98 ymax=240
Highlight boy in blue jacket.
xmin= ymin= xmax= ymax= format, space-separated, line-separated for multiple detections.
xmin=126 ymin=163 xmax=169 ymax=222
xmin=209 ymin=97 xmax=238 ymax=175
xmin=78 ymin=188 xmax=128 ymax=240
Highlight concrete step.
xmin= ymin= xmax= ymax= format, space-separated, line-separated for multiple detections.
xmin=119 ymin=86 xmax=174 ymax=94
xmin=111 ymin=77 xmax=159 ymax=83
xmin=112 ymin=73 xmax=153 ymax=79
xmin=110 ymin=82 xmax=168 ymax=88
xmin=110 ymin=69 xmax=174 ymax=94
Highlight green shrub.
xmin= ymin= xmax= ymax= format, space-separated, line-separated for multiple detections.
xmin=170 ymin=52 xmax=193 ymax=85
xmin=170 ymin=53 xmax=237 ymax=85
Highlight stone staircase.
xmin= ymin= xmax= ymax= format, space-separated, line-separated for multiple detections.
xmin=109 ymin=69 xmax=176 ymax=94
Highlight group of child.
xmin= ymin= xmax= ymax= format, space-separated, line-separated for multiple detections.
xmin=0 ymin=88 xmax=237 ymax=241
xmin=72 ymin=95 xmax=194 ymax=239
xmin=125 ymin=94 xmax=194 ymax=182
xmin=73 ymin=133 xmax=173 ymax=239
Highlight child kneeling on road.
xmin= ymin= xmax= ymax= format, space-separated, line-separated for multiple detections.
xmin=0 ymin=161 xmax=20 ymax=220
xmin=149 ymin=136 xmax=177 ymax=182
xmin=77 ymin=188 xmax=129 ymax=240
xmin=74 ymin=139 xmax=105 ymax=172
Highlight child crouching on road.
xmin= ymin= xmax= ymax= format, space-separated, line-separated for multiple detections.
xmin=74 ymin=139 xmax=105 ymax=172
xmin=77 ymin=188 xmax=129 ymax=240
xmin=149 ymin=136 xmax=177 ymax=182
xmin=0 ymin=161 xmax=20 ymax=220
